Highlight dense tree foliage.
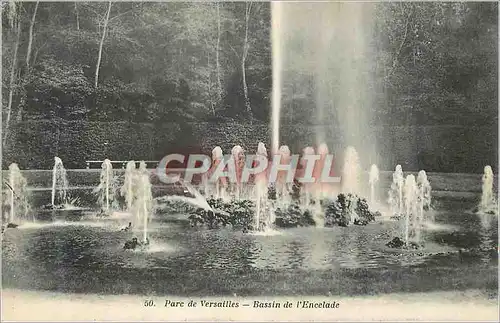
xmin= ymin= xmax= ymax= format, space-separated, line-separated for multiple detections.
xmin=1 ymin=2 xmax=497 ymax=171
xmin=372 ymin=2 xmax=497 ymax=126
xmin=2 ymin=1 xmax=271 ymax=125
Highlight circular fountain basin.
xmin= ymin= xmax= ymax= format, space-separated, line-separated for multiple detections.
xmin=2 ymin=196 xmax=497 ymax=298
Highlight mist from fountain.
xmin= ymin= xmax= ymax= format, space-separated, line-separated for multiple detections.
xmin=342 ymin=146 xmax=361 ymax=195
xmin=51 ymin=157 xmax=69 ymax=207
xmin=271 ymin=3 xmax=376 ymax=164
xmin=4 ymin=163 xmax=31 ymax=224
xmin=479 ymin=165 xmax=497 ymax=215
xmin=121 ymin=161 xmax=137 ymax=213
xmin=369 ymin=164 xmax=379 ymax=206
xmin=266 ymin=2 xmax=382 ymax=231
xmin=388 ymin=165 xmax=404 ymax=217
xmin=304 ymin=144 xmax=329 ymax=227
xmin=95 ymin=159 xmax=118 ymax=213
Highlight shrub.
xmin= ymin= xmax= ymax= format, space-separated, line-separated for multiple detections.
xmin=186 ymin=193 xmax=380 ymax=231
xmin=274 ymin=202 xmax=315 ymax=228
xmin=188 ymin=198 xmax=254 ymax=230
xmin=324 ymin=193 xmax=377 ymax=227
xmin=267 ymin=185 xmax=277 ymax=200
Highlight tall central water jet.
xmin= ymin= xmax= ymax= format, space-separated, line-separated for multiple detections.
xmin=271 ymin=1 xmax=283 ymax=155
xmin=342 ymin=146 xmax=361 ymax=195
xmin=275 ymin=2 xmax=376 ymax=163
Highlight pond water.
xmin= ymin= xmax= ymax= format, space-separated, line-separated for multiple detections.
xmin=2 ymin=194 xmax=498 ymax=298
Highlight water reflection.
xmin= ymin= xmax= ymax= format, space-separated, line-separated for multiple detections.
xmin=478 ymin=214 xmax=497 ymax=265
xmin=306 ymin=229 xmax=333 ymax=270
xmin=286 ymin=240 xmax=306 ymax=269
xmin=8 ymin=210 xmax=495 ymax=271
xmin=338 ymin=227 xmax=361 ymax=268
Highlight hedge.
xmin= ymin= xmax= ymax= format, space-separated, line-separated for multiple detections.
xmin=2 ymin=120 xmax=497 ymax=173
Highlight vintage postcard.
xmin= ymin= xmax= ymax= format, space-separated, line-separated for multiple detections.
xmin=1 ymin=0 xmax=498 ymax=321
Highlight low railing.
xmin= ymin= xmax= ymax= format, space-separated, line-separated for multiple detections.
xmin=85 ymin=160 xmax=159 ymax=169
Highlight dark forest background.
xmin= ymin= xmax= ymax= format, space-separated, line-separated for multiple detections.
xmin=1 ymin=1 xmax=498 ymax=172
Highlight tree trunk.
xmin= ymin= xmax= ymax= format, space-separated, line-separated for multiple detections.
xmin=3 ymin=19 xmax=21 ymax=146
xmin=26 ymin=1 xmax=39 ymax=70
xmin=75 ymin=2 xmax=80 ymax=30
xmin=242 ymin=2 xmax=252 ymax=117
xmin=95 ymin=1 xmax=112 ymax=88
xmin=206 ymin=43 xmax=215 ymax=116
xmin=15 ymin=1 xmax=39 ymax=122
xmin=215 ymin=2 xmax=223 ymax=103
xmin=204 ymin=37 xmax=215 ymax=116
